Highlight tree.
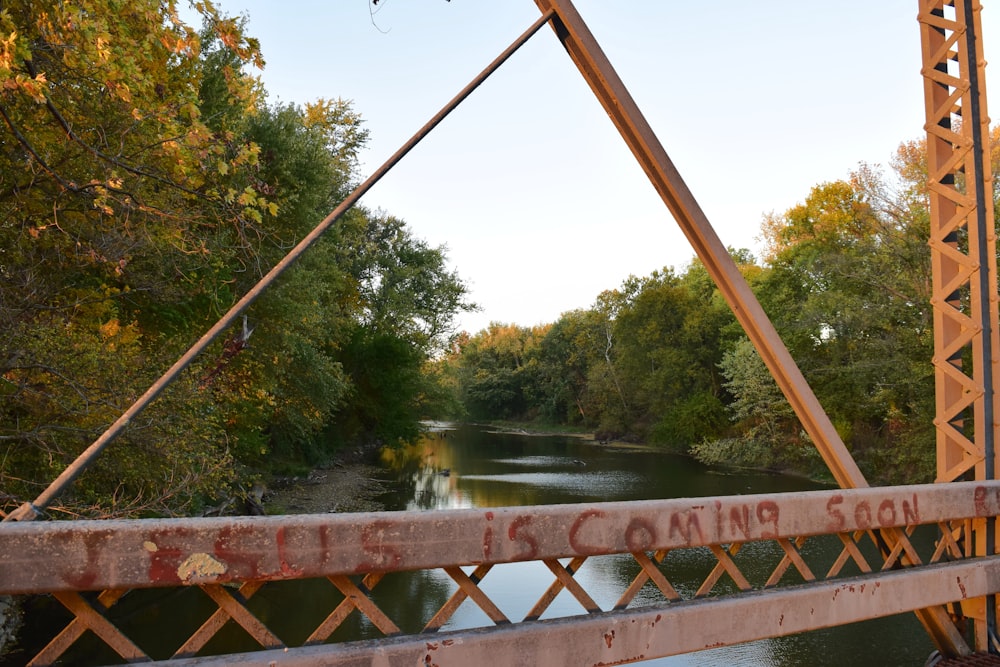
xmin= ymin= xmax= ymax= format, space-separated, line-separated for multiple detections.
xmin=741 ymin=163 xmax=940 ymax=482
xmin=529 ymin=310 xmax=601 ymax=425
xmin=346 ymin=212 xmax=473 ymax=355
xmin=603 ymin=263 xmax=734 ymax=448
xmin=691 ymin=337 xmax=820 ymax=473
xmin=0 ymin=0 xmax=270 ymax=515
xmin=0 ymin=1 xmax=474 ymax=516
xmin=200 ymin=100 xmax=368 ymax=466
xmin=456 ymin=323 xmax=535 ymax=420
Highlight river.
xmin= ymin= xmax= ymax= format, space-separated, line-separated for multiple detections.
xmin=370 ymin=423 xmax=937 ymax=666
xmin=8 ymin=423 xmax=938 ymax=666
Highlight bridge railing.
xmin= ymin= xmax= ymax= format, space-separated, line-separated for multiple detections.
xmin=4 ymin=481 xmax=1000 ymax=666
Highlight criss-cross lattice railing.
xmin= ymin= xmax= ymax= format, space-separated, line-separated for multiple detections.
xmin=5 ymin=481 xmax=1000 ymax=666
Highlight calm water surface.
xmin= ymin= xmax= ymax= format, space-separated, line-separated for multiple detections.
xmin=11 ymin=423 xmax=937 ymax=666
xmin=370 ymin=423 xmax=936 ymax=666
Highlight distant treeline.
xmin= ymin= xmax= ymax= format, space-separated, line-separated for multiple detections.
xmin=436 ymin=129 xmax=1000 ymax=486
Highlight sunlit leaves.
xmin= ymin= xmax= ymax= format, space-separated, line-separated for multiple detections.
xmin=727 ymin=150 xmax=947 ymax=483
xmin=0 ymin=0 xmax=271 ymax=517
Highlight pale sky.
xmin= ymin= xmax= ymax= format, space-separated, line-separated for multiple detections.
xmin=209 ymin=1 xmax=1000 ymax=335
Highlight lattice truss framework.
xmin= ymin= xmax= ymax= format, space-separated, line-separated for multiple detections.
xmin=919 ymin=0 xmax=999 ymax=485
xmin=918 ymin=7 xmax=1000 ymax=647
xmin=30 ymin=537 xmax=952 ymax=664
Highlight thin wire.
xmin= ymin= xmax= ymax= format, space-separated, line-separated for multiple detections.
xmin=369 ymin=0 xmax=391 ymax=34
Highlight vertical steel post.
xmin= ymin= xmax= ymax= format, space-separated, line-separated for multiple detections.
xmin=964 ymin=0 xmax=1000 ymax=649
xmin=919 ymin=0 xmax=1000 ymax=652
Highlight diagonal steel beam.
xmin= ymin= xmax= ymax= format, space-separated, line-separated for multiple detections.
xmin=533 ymin=0 xmax=864 ymax=492
xmin=531 ymin=0 xmax=969 ymax=655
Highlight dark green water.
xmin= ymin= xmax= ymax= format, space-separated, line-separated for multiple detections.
xmin=8 ymin=423 xmax=938 ymax=666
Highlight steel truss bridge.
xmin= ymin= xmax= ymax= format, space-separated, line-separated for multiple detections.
xmin=2 ymin=1 xmax=999 ymax=665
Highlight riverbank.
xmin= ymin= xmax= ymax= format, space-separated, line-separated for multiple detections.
xmin=261 ymin=422 xmax=598 ymax=515
xmin=264 ymin=462 xmax=390 ymax=514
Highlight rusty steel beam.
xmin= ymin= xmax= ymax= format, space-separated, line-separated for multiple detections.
xmin=532 ymin=0 xmax=866 ymax=491
xmin=134 ymin=557 xmax=1000 ymax=667
xmin=3 ymin=481 xmax=999 ymax=595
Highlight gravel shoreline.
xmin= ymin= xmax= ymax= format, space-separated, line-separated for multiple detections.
xmin=264 ymin=462 xmax=391 ymax=515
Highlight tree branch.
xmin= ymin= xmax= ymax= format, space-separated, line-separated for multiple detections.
xmin=25 ymin=58 xmax=211 ymax=202
xmin=0 ymin=102 xmax=85 ymax=194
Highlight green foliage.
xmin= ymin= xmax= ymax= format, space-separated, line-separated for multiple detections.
xmin=448 ymin=262 xmax=737 ymax=445
xmin=0 ymin=1 xmax=473 ymax=517
xmin=347 ymin=213 xmax=474 ymax=354
xmin=611 ymin=268 xmax=731 ymax=445
xmin=335 ymin=327 xmax=426 ymax=447
xmin=0 ymin=0 xmax=269 ymax=516
xmin=689 ymin=437 xmax=775 ymax=469
xmin=692 ymin=337 xmax=809 ymax=472
xmin=650 ymin=391 xmax=727 ymax=452
xmin=440 ymin=133 xmax=1000 ymax=486
xmin=455 ymin=323 xmax=541 ymax=420
xmin=1 ymin=308 xmax=234 ymax=517
xmin=528 ymin=311 xmax=597 ymax=425
xmin=754 ymin=167 xmax=938 ymax=482
xmin=417 ymin=349 xmax=468 ymax=421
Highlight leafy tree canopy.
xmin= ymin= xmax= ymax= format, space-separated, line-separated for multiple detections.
xmin=0 ymin=0 xmax=473 ymax=517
